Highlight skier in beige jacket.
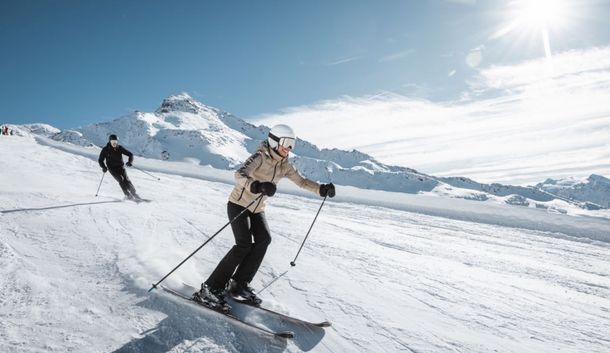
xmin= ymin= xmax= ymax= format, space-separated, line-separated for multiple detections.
xmin=193 ymin=124 xmax=335 ymax=307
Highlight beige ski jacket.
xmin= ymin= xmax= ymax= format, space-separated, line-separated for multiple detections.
xmin=229 ymin=141 xmax=321 ymax=213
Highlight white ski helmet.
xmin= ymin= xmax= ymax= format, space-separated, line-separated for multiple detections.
xmin=268 ymin=124 xmax=296 ymax=150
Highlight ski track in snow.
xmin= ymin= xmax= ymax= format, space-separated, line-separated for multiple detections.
xmin=1 ymin=136 xmax=610 ymax=352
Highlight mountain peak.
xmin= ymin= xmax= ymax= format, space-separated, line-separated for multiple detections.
xmin=156 ymin=92 xmax=205 ymax=114
xmin=588 ymin=174 xmax=610 ymax=184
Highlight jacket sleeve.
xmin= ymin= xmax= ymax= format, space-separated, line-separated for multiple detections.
xmin=121 ymin=146 xmax=134 ymax=164
xmin=98 ymin=147 xmax=107 ymax=169
xmin=285 ymin=163 xmax=321 ymax=195
xmin=235 ymin=152 xmax=263 ymax=191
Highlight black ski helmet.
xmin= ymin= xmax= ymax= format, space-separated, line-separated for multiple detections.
xmin=109 ymin=134 xmax=118 ymax=141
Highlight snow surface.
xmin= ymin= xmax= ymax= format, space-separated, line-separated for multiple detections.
xmin=1 ymin=134 xmax=610 ymax=353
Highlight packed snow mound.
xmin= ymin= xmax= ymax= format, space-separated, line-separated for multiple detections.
xmin=13 ymin=123 xmax=60 ymax=137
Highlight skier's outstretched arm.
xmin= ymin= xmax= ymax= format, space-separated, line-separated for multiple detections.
xmin=285 ymin=164 xmax=335 ymax=197
xmin=285 ymin=164 xmax=324 ymax=195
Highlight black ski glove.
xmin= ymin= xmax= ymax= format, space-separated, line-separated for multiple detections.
xmin=102 ymin=167 xmax=108 ymax=173
xmin=319 ymin=183 xmax=336 ymax=198
xmin=126 ymin=161 xmax=132 ymax=167
xmin=250 ymin=181 xmax=277 ymax=197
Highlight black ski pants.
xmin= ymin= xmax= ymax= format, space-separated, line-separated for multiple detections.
xmin=108 ymin=166 xmax=136 ymax=196
xmin=205 ymin=201 xmax=271 ymax=290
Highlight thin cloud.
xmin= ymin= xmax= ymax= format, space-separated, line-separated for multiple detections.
xmin=326 ymin=56 xmax=361 ymax=66
xmin=445 ymin=0 xmax=477 ymax=5
xmin=471 ymin=46 xmax=610 ymax=91
xmin=379 ymin=49 xmax=415 ymax=63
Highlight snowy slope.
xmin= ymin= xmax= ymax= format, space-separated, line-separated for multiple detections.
xmin=1 ymin=134 xmax=610 ymax=353
xmin=14 ymin=93 xmax=609 ymax=210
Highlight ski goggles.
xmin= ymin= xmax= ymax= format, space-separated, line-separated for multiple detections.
xmin=269 ymin=133 xmax=296 ymax=150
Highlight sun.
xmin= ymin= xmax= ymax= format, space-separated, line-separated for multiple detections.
xmin=517 ymin=0 xmax=568 ymax=30
xmin=494 ymin=0 xmax=573 ymax=59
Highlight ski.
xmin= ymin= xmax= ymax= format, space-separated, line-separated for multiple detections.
xmin=158 ymin=285 xmax=295 ymax=339
xmin=229 ymin=297 xmax=332 ymax=328
xmin=133 ymin=198 xmax=152 ymax=203
xmin=182 ymin=283 xmax=331 ymax=328
xmin=125 ymin=197 xmax=152 ymax=203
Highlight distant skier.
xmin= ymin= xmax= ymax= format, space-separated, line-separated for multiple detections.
xmin=98 ymin=134 xmax=141 ymax=200
xmin=193 ymin=124 xmax=336 ymax=308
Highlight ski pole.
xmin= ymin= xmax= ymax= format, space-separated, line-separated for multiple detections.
xmin=132 ymin=165 xmax=161 ymax=181
xmin=95 ymin=172 xmax=105 ymax=197
xmin=148 ymin=194 xmax=264 ymax=292
xmin=257 ymin=270 xmax=289 ymax=295
xmin=290 ymin=196 xmax=327 ymax=267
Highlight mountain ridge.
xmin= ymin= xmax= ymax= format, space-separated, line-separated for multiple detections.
xmin=10 ymin=93 xmax=610 ymax=210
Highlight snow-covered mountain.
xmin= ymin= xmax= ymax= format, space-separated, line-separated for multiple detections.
xmin=13 ymin=93 xmax=610 ymax=209
xmin=437 ymin=176 xmax=605 ymax=210
xmin=13 ymin=94 xmax=438 ymax=193
xmin=536 ymin=175 xmax=610 ymax=209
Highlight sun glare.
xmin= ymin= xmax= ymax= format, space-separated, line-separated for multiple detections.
xmin=495 ymin=0 xmax=573 ymax=60
xmin=518 ymin=0 xmax=568 ymax=29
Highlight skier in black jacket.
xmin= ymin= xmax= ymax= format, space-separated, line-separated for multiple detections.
xmin=98 ymin=134 xmax=140 ymax=200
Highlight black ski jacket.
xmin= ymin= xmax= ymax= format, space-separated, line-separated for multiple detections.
xmin=98 ymin=143 xmax=134 ymax=169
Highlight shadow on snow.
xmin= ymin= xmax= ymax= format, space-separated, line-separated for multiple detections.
xmin=112 ymin=285 xmax=326 ymax=353
xmin=0 ymin=200 xmax=123 ymax=214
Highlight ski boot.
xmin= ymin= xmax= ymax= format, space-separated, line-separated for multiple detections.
xmin=131 ymin=193 xmax=143 ymax=202
xmin=193 ymin=283 xmax=231 ymax=313
xmin=228 ymin=279 xmax=262 ymax=306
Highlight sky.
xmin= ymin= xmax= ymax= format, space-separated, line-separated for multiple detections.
xmin=2 ymin=0 xmax=610 ymax=183
xmin=1 ymin=0 xmax=607 ymax=128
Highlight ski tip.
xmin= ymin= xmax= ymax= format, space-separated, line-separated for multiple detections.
xmin=275 ymin=331 xmax=295 ymax=339
xmin=317 ymin=321 xmax=332 ymax=327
